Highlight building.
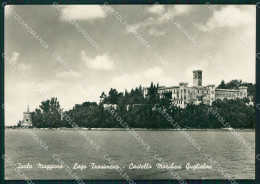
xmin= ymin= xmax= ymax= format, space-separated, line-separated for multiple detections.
xmin=22 ymin=105 xmax=33 ymax=127
xmin=144 ymin=70 xmax=248 ymax=108
xmin=103 ymin=104 xmax=118 ymax=110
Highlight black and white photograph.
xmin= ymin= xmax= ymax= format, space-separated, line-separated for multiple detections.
xmin=2 ymin=2 xmax=258 ymax=182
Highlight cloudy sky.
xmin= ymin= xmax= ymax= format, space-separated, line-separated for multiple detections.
xmin=5 ymin=5 xmax=255 ymax=125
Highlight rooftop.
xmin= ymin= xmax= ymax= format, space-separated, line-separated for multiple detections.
xmin=215 ymin=89 xmax=240 ymax=92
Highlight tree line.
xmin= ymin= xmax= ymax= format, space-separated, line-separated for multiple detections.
xmin=25 ymin=80 xmax=255 ymax=129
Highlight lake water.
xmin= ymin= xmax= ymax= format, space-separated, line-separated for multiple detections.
xmin=5 ymin=129 xmax=255 ymax=180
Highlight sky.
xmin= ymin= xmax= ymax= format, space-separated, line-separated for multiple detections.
xmin=4 ymin=4 xmax=256 ymax=125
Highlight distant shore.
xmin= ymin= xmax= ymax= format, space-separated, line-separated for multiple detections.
xmin=4 ymin=127 xmax=255 ymax=131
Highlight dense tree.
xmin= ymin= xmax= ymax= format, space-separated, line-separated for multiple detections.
xmin=28 ymin=82 xmax=255 ymax=129
xmin=217 ymin=80 xmax=226 ymax=89
xmin=100 ymin=92 xmax=107 ymax=103
xmin=31 ymin=97 xmax=62 ymax=128
xmin=217 ymin=80 xmax=242 ymax=89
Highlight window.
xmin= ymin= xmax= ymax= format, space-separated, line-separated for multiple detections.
xmin=26 ymin=118 xmax=28 ymax=122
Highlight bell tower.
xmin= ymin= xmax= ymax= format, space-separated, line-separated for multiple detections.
xmin=193 ymin=70 xmax=202 ymax=86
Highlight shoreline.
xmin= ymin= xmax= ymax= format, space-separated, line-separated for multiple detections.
xmin=4 ymin=127 xmax=255 ymax=131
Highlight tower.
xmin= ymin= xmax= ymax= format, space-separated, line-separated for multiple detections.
xmin=239 ymin=86 xmax=248 ymax=98
xmin=193 ymin=70 xmax=202 ymax=86
xmin=22 ymin=105 xmax=32 ymax=127
xmin=207 ymin=84 xmax=215 ymax=106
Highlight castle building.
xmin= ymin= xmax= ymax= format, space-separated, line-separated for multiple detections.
xmin=22 ymin=105 xmax=33 ymax=127
xmin=144 ymin=70 xmax=248 ymax=108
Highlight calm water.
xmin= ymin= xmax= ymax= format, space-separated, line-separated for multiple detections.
xmin=5 ymin=129 xmax=255 ymax=179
